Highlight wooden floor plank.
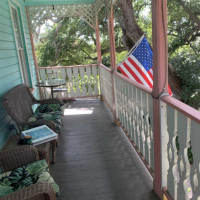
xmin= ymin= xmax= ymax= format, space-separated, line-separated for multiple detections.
xmin=50 ymin=99 xmax=159 ymax=200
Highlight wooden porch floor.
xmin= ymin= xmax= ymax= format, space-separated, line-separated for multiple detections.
xmin=50 ymin=99 xmax=159 ymax=200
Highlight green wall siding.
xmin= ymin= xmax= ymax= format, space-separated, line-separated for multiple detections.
xmin=0 ymin=0 xmax=39 ymax=149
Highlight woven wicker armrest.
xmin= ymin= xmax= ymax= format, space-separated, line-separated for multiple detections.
xmin=21 ymin=120 xmax=57 ymax=133
xmin=36 ymin=98 xmax=64 ymax=105
xmin=0 ymin=182 xmax=56 ymax=200
xmin=0 ymin=145 xmax=39 ymax=172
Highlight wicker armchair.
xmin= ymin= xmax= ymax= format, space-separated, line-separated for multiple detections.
xmin=0 ymin=146 xmax=57 ymax=200
xmin=2 ymin=84 xmax=64 ymax=133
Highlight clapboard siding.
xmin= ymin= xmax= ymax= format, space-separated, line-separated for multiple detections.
xmin=0 ymin=9 xmax=10 ymax=18
xmin=0 ymin=1 xmax=9 ymax=10
xmin=0 ymin=57 xmax=18 ymax=68
xmin=0 ymin=49 xmax=17 ymax=59
xmin=0 ymin=15 xmax=12 ymax=26
xmin=0 ymin=0 xmax=39 ymax=149
xmin=0 ymin=32 xmax=15 ymax=42
xmin=0 ymin=23 xmax=13 ymax=34
xmin=0 ymin=74 xmax=21 ymax=94
xmin=0 ymin=41 xmax=16 ymax=49
xmin=0 ymin=65 xmax=19 ymax=79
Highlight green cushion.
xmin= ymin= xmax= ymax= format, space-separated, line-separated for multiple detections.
xmin=25 ymin=112 xmax=62 ymax=133
xmin=35 ymin=104 xmax=65 ymax=115
xmin=0 ymin=159 xmax=60 ymax=197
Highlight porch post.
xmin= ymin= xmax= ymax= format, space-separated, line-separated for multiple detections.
xmin=152 ymin=0 xmax=168 ymax=198
xmin=108 ymin=5 xmax=117 ymax=124
xmin=26 ymin=7 xmax=39 ymax=82
xmin=108 ymin=6 xmax=116 ymax=69
xmin=26 ymin=7 xmax=44 ymax=99
xmin=95 ymin=16 xmax=102 ymax=63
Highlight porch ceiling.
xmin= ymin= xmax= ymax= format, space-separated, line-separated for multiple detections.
xmin=26 ymin=0 xmax=106 ymax=32
xmin=25 ymin=0 xmax=95 ymax=6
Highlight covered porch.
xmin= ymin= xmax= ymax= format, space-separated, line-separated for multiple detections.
xmin=0 ymin=0 xmax=200 ymax=199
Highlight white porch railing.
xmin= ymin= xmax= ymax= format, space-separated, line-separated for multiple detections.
xmin=99 ymin=65 xmax=154 ymax=173
xmin=114 ymin=72 xmax=154 ymax=171
xmin=99 ymin=65 xmax=113 ymax=109
xmin=99 ymin=64 xmax=200 ymax=200
xmin=161 ymin=97 xmax=200 ymax=200
xmin=37 ymin=64 xmax=100 ymax=99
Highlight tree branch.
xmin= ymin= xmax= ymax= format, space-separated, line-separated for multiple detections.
xmin=174 ymin=0 xmax=200 ymax=26
xmin=51 ymin=22 xmax=64 ymax=66
xmin=101 ymin=46 xmax=127 ymax=55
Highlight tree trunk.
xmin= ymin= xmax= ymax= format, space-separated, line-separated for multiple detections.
xmin=117 ymin=0 xmax=144 ymax=46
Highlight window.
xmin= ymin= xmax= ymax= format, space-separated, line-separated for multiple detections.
xmin=11 ymin=6 xmax=31 ymax=86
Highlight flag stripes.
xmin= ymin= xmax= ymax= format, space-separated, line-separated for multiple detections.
xmin=117 ymin=36 xmax=173 ymax=96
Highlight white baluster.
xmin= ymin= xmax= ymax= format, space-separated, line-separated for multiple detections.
xmin=92 ymin=66 xmax=99 ymax=95
xmin=66 ymin=68 xmax=74 ymax=97
xmin=160 ymin=102 xmax=169 ymax=192
xmin=39 ymin=69 xmax=46 ymax=82
xmin=146 ymin=93 xmax=151 ymax=166
xmin=139 ymin=90 xmax=145 ymax=155
xmin=79 ymin=67 xmax=86 ymax=96
xmin=73 ymin=68 xmax=81 ymax=96
xmin=86 ymin=67 xmax=93 ymax=95
xmin=172 ymin=110 xmax=179 ymax=200
xmin=183 ymin=118 xmax=192 ymax=200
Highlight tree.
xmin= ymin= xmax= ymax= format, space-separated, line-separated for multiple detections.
xmin=115 ymin=0 xmax=199 ymax=107
xmin=35 ymin=0 xmax=200 ymax=109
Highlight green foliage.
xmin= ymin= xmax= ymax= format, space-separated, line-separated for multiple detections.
xmin=170 ymin=51 xmax=200 ymax=109
xmin=36 ymin=6 xmax=126 ymax=68
xmin=36 ymin=18 xmax=97 ymax=66
xmin=167 ymin=0 xmax=200 ymax=53
xmin=35 ymin=0 xmax=200 ymax=109
xmin=133 ymin=0 xmax=200 ymax=109
xmin=132 ymin=0 xmax=152 ymax=43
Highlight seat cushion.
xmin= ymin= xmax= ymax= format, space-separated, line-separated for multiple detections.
xmin=35 ymin=104 xmax=65 ymax=115
xmin=0 ymin=159 xmax=59 ymax=197
xmin=26 ymin=112 xmax=62 ymax=133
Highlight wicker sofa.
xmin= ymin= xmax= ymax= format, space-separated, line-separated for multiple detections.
xmin=0 ymin=145 xmax=59 ymax=200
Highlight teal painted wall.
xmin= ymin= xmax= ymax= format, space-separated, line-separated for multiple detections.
xmin=0 ymin=0 xmax=39 ymax=149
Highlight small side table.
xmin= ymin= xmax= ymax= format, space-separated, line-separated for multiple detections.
xmin=21 ymin=125 xmax=58 ymax=164
xmin=36 ymin=79 xmax=66 ymax=99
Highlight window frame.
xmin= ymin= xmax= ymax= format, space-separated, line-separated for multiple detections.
xmin=9 ymin=0 xmax=33 ymax=87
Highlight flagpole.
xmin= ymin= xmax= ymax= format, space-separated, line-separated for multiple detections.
xmin=117 ymin=35 xmax=145 ymax=66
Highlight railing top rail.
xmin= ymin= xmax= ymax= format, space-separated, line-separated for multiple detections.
xmin=113 ymin=70 xmax=152 ymax=94
xmin=99 ymin=63 xmax=112 ymax=72
xmin=161 ymin=96 xmax=200 ymax=124
xmin=38 ymin=64 xmax=98 ymax=69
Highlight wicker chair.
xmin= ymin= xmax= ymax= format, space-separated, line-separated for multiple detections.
xmin=2 ymin=84 xmax=64 ymax=133
xmin=2 ymin=84 xmax=65 ymax=162
xmin=0 ymin=145 xmax=57 ymax=200
xmin=2 ymin=135 xmax=50 ymax=164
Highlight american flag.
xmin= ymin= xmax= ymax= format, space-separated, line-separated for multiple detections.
xmin=118 ymin=36 xmax=172 ymax=95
